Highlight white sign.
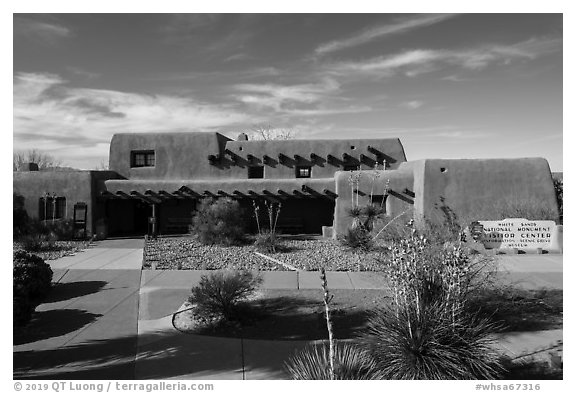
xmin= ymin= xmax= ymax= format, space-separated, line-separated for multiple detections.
xmin=478 ymin=218 xmax=556 ymax=249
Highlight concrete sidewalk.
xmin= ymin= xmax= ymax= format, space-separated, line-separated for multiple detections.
xmin=47 ymin=238 xmax=144 ymax=270
xmin=14 ymin=239 xmax=144 ymax=379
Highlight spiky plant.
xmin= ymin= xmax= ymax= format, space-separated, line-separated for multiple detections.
xmin=285 ymin=342 xmax=383 ymax=380
xmin=358 ymin=303 xmax=503 ymax=380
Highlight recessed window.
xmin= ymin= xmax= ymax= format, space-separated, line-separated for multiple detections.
xmin=131 ymin=150 xmax=155 ymax=167
xmin=343 ymin=165 xmax=359 ymax=171
xmin=39 ymin=196 xmax=66 ymax=220
xmin=248 ymin=166 xmax=264 ymax=179
xmin=296 ymin=166 xmax=311 ymax=178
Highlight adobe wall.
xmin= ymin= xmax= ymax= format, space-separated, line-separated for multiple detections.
xmin=109 ymin=132 xmax=230 ymax=180
xmin=109 ymin=132 xmax=407 ymax=181
xmin=224 ymin=137 xmax=407 ymax=179
xmin=333 ymin=165 xmax=415 ymax=238
xmin=13 ymin=170 xmax=122 ymax=236
xmin=14 ymin=171 xmax=95 ymax=235
xmin=414 ymin=158 xmax=560 ymax=225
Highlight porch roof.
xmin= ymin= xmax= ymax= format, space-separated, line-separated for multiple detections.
xmin=100 ymin=178 xmax=337 ymax=203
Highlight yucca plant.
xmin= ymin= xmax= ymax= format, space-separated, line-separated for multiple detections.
xmin=358 ymin=302 xmax=503 ymax=380
xmin=366 ymin=226 xmax=504 ymax=379
xmin=285 ymin=342 xmax=383 ymax=380
xmin=252 ymin=200 xmax=283 ymax=253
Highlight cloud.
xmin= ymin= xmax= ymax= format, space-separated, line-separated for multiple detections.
xmin=400 ymin=100 xmax=424 ymax=109
xmin=233 ymin=78 xmax=341 ymax=111
xmin=315 ymin=14 xmax=458 ymax=55
xmin=223 ymin=53 xmax=252 ymax=62
xmin=14 ymin=16 xmax=71 ymax=44
xmin=281 ymin=106 xmax=372 ymax=116
xmin=13 ymin=72 xmax=256 ymax=168
xmin=325 ymin=37 xmax=561 ymax=77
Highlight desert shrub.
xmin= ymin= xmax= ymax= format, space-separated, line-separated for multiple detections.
xmin=339 ymin=226 xmax=374 ymax=252
xmin=190 ymin=198 xmax=247 ymax=246
xmin=13 ymin=193 xmax=29 ymax=238
xmin=553 ymin=178 xmax=563 ymax=224
xmin=189 ymin=270 xmax=262 ymax=321
xmin=45 ymin=219 xmax=76 ymax=240
xmin=285 ymin=342 xmax=383 ymax=380
xmin=358 ymin=303 xmax=502 ymax=380
xmin=13 ymin=250 xmax=53 ymax=327
xmin=13 ymin=250 xmax=53 ymax=300
xmin=13 ymin=294 xmax=35 ymax=327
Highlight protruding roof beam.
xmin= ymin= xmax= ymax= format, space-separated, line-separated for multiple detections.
xmin=179 ymin=186 xmax=201 ymax=197
xmin=293 ymin=190 xmax=307 ymax=198
xmin=100 ymin=191 xmax=117 ymax=199
xmin=277 ymin=189 xmax=291 ymax=198
xmin=233 ymin=190 xmax=247 ymax=198
xmin=324 ymin=189 xmax=338 ymax=198
xmin=130 ymin=191 xmax=158 ymax=204
xmin=248 ymin=190 xmax=260 ymax=198
xmin=301 ymin=185 xmax=323 ymax=197
xmin=115 ymin=191 xmax=131 ymax=199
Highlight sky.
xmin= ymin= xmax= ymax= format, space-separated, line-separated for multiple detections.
xmin=12 ymin=13 xmax=563 ymax=171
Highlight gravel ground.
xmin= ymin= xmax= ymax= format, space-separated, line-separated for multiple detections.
xmin=144 ymin=236 xmax=391 ymax=271
xmin=13 ymin=240 xmax=94 ymax=261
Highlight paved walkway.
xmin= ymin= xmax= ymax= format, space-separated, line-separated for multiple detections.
xmin=14 ymin=240 xmax=563 ymax=380
xmin=14 ymin=239 xmax=143 ymax=379
xmin=47 ymin=238 xmax=144 ymax=270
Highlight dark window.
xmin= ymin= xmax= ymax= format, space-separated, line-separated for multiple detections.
xmin=131 ymin=150 xmax=155 ymax=167
xmin=343 ymin=165 xmax=359 ymax=171
xmin=248 ymin=166 xmax=264 ymax=179
xmin=296 ymin=166 xmax=311 ymax=178
xmin=39 ymin=196 xmax=66 ymax=220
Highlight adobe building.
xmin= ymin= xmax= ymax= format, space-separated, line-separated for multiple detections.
xmin=13 ymin=132 xmax=560 ymax=239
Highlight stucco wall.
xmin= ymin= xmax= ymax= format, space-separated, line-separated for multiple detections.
xmin=14 ymin=171 xmax=94 ymax=235
xmin=109 ymin=132 xmax=230 ymax=180
xmin=13 ymin=170 xmax=122 ymax=236
xmin=109 ymin=132 xmax=407 ymax=181
xmin=414 ymin=158 xmax=560 ymax=225
xmin=224 ymin=137 xmax=407 ymax=179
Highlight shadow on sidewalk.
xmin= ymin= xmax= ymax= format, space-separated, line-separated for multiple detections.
xmin=14 ymin=309 xmax=102 ymax=345
xmin=44 ymin=281 xmax=108 ymax=304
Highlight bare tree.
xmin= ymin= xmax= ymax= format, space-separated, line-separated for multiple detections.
xmin=13 ymin=149 xmax=62 ymax=171
xmin=245 ymin=124 xmax=297 ymax=140
xmin=93 ymin=159 xmax=110 ymax=170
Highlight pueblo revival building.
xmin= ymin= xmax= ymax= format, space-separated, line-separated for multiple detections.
xmin=13 ymin=132 xmax=560 ymax=239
